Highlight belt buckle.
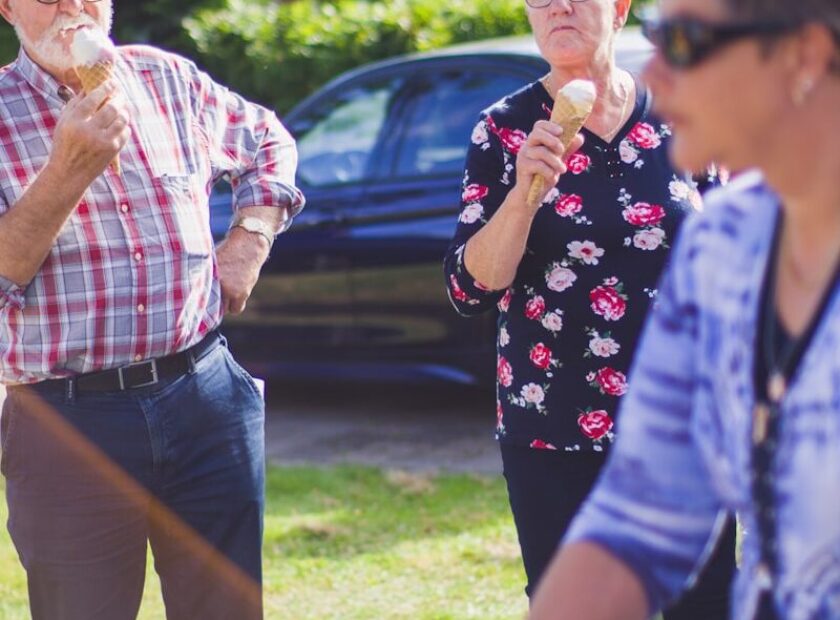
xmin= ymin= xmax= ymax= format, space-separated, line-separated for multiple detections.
xmin=118 ymin=359 xmax=159 ymax=390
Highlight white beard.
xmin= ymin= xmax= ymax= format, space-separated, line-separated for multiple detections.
xmin=15 ymin=8 xmax=114 ymax=73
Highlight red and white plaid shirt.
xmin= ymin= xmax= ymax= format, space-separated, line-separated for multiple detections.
xmin=0 ymin=46 xmax=304 ymax=384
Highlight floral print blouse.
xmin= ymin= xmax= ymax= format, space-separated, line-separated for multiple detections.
xmin=444 ymin=77 xmax=705 ymax=453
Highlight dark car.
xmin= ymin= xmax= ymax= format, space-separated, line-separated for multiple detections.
xmin=211 ymin=31 xmax=653 ymax=385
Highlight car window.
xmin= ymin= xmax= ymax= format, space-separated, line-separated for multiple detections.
xmin=294 ymin=77 xmax=404 ymax=187
xmin=393 ymin=69 xmax=526 ymax=178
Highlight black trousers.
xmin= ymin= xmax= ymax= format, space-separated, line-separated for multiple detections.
xmin=500 ymin=443 xmax=736 ymax=618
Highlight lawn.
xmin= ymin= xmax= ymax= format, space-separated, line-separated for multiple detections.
xmin=0 ymin=465 xmax=528 ymax=620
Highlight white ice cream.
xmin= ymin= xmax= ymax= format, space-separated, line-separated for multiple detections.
xmin=69 ymin=28 xmax=116 ymax=67
xmin=559 ymin=79 xmax=597 ymax=108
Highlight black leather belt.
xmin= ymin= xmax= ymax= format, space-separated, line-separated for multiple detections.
xmin=26 ymin=330 xmax=222 ymax=394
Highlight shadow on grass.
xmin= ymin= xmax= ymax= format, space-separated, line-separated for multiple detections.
xmin=263 ymin=464 xmax=512 ymax=561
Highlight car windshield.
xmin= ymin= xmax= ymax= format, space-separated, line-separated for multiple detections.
xmin=295 ymin=78 xmax=404 ymax=186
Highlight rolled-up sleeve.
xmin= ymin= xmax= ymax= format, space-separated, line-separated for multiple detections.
xmin=564 ymin=214 xmax=726 ymax=613
xmin=443 ymin=114 xmax=509 ymax=316
xmin=188 ymin=60 xmax=304 ymax=218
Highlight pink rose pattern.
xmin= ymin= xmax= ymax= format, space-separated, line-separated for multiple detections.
xmin=589 ymin=280 xmax=628 ymax=322
xmin=566 ymin=152 xmax=591 ymax=175
xmin=622 ymin=202 xmax=665 ymax=227
xmin=627 ymin=122 xmax=662 ymax=149
xmin=577 ymin=410 xmax=614 ymax=440
xmin=446 ymin=106 xmax=695 ymax=449
xmin=462 ymin=183 xmax=489 ymax=204
xmin=590 ymin=367 xmax=628 ymax=397
xmin=554 ymin=193 xmax=584 ymax=217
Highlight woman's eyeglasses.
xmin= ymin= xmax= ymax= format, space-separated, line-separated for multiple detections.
xmin=526 ymin=0 xmax=588 ymax=8
xmin=35 ymin=0 xmax=103 ymax=4
xmin=641 ymin=16 xmax=794 ymax=69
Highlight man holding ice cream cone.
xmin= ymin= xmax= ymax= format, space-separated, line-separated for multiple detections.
xmin=0 ymin=0 xmax=304 ymax=618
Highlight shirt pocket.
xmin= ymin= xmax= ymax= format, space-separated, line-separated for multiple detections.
xmin=153 ymin=173 xmax=213 ymax=258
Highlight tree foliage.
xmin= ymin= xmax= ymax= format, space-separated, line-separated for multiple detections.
xmin=111 ymin=0 xmax=226 ymax=55
xmin=0 ymin=0 xmax=654 ymax=113
xmin=184 ymin=0 xmax=533 ymax=114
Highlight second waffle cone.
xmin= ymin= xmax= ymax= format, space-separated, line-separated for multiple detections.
xmin=525 ymin=90 xmax=591 ymax=208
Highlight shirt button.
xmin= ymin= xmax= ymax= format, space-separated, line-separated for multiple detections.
xmin=120 ymin=204 xmax=129 ymax=213
xmin=137 ymin=304 xmax=145 ymax=313
xmin=134 ymin=354 xmax=143 ymax=363
xmin=134 ymin=252 xmax=142 ymax=262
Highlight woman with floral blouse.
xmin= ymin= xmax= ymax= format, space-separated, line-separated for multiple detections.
xmin=443 ymin=0 xmax=734 ymax=616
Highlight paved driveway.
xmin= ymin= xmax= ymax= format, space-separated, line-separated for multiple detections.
xmin=263 ymin=382 xmax=501 ymax=475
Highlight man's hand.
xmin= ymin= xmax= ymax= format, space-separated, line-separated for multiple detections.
xmin=49 ymin=80 xmax=131 ymax=188
xmin=216 ymin=227 xmax=271 ymax=315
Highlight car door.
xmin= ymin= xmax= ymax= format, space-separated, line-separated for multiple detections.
xmin=344 ymin=56 xmax=546 ymax=383
xmin=220 ymin=72 xmax=410 ymax=376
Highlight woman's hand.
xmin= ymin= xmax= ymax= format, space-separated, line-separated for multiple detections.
xmin=515 ymin=120 xmax=585 ymax=210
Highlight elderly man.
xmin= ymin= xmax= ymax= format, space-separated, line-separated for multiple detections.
xmin=0 ymin=0 xmax=303 ymax=618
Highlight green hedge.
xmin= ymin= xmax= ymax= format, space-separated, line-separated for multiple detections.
xmin=0 ymin=0 xmax=653 ymax=114
xmin=184 ymin=0 xmax=533 ymax=115
xmin=184 ymin=0 xmax=652 ymax=115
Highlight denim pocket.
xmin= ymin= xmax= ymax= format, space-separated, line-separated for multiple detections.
xmin=223 ymin=349 xmax=263 ymax=403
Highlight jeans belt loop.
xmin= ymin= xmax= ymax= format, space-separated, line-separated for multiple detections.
xmin=65 ymin=377 xmax=76 ymax=403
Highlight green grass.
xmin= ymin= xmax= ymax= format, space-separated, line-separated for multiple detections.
xmin=0 ymin=465 xmax=527 ymax=620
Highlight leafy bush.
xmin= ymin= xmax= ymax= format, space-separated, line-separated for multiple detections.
xmin=112 ymin=0 xmax=226 ymax=56
xmin=0 ymin=0 xmax=654 ymax=113
xmin=184 ymin=0 xmax=533 ymax=115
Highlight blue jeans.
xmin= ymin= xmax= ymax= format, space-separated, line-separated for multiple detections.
xmin=1 ymin=340 xmax=265 ymax=620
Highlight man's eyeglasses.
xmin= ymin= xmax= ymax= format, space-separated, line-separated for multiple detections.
xmin=36 ymin=0 xmax=103 ymax=4
xmin=526 ymin=0 xmax=587 ymax=8
xmin=641 ymin=16 xmax=794 ymax=69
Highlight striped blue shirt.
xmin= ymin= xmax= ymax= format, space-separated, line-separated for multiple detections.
xmin=566 ymin=171 xmax=840 ymax=619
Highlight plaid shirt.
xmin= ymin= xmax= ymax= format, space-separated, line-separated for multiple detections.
xmin=566 ymin=173 xmax=840 ymax=619
xmin=0 ymin=47 xmax=304 ymax=384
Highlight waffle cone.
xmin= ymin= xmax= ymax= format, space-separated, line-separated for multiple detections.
xmin=526 ymin=90 xmax=593 ymax=208
xmin=75 ymin=61 xmax=121 ymax=175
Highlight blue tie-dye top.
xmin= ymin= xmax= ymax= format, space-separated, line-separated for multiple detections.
xmin=566 ymin=171 xmax=840 ymax=619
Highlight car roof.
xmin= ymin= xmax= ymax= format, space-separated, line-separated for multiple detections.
xmin=321 ymin=26 xmax=652 ymax=83
xmin=408 ymin=26 xmax=652 ymax=59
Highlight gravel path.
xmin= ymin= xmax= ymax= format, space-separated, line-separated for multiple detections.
xmin=263 ymin=382 xmax=501 ymax=475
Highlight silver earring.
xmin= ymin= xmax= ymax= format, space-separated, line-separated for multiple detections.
xmin=793 ymin=77 xmax=815 ymax=106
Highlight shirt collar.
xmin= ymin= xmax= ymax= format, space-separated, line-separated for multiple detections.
xmin=13 ymin=47 xmax=74 ymax=104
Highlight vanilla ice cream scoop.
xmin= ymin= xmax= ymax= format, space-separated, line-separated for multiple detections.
xmin=559 ymin=79 xmax=597 ymax=111
xmin=70 ymin=27 xmax=116 ymax=67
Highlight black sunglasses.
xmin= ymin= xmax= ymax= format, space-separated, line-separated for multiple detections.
xmin=641 ymin=17 xmax=795 ymax=69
